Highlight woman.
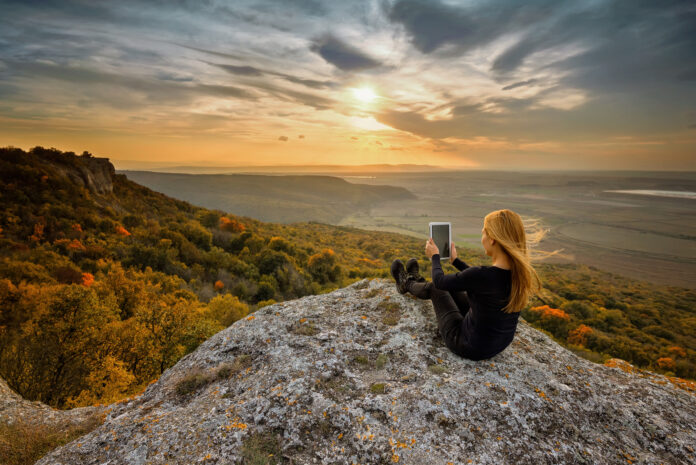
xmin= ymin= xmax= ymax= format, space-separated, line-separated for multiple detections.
xmin=390 ymin=209 xmax=557 ymax=360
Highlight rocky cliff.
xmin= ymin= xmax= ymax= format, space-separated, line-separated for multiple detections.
xmin=24 ymin=278 xmax=696 ymax=464
xmin=50 ymin=156 xmax=114 ymax=194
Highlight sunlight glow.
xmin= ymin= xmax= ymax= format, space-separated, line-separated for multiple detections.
xmin=352 ymin=86 xmax=378 ymax=103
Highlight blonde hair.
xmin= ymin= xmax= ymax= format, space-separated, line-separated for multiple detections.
xmin=483 ymin=209 xmax=562 ymax=313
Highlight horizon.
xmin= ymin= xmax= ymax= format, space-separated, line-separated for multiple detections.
xmin=1 ymin=1 xmax=695 ymax=170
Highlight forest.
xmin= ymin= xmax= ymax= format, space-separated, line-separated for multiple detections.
xmin=0 ymin=146 xmax=694 ymax=410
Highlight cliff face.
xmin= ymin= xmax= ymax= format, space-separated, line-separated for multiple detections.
xmin=49 ymin=156 xmax=114 ymax=194
xmin=28 ymin=278 xmax=696 ymax=464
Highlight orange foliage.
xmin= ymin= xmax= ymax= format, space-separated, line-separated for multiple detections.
xmin=656 ymin=357 xmax=675 ymax=370
xmin=604 ymin=358 xmax=638 ymax=374
xmin=567 ymin=324 xmax=593 ymax=346
xmin=30 ymin=223 xmax=44 ymax=242
xmin=41 ymin=174 xmax=48 ymax=182
xmin=529 ymin=305 xmax=570 ymax=320
xmin=67 ymin=239 xmax=86 ymax=252
xmin=214 ymin=280 xmax=225 ymax=291
xmin=668 ymin=346 xmax=687 ymax=358
xmin=115 ymin=225 xmax=131 ymax=236
xmin=72 ymin=223 xmax=83 ymax=233
xmin=81 ymin=272 xmax=95 ymax=287
xmin=358 ymin=257 xmax=381 ymax=267
xmin=219 ymin=217 xmax=245 ymax=233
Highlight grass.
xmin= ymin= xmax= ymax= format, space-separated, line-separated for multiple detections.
xmin=375 ymin=353 xmax=389 ymax=369
xmin=364 ymin=288 xmax=381 ymax=298
xmin=378 ymin=301 xmax=401 ymax=326
xmin=290 ymin=320 xmax=319 ymax=336
xmin=176 ymin=354 xmax=253 ymax=396
xmin=428 ymin=364 xmax=447 ymax=375
xmin=240 ymin=430 xmax=285 ymax=465
xmin=175 ymin=372 xmax=211 ymax=396
xmin=317 ymin=374 xmax=355 ymax=401
xmin=0 ymin=413 xmax=104 ymax=465
xmin=370 ymin=383 xmax=387 ymax=394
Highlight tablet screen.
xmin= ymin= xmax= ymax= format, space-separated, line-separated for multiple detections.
xmin=431 ymin=224 xmax=450 ymax=259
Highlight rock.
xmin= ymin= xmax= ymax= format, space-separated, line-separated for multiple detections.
xmin=28 ymin=278 xmax=696 ymax=464
xmin=48 ymin=156 xmax=114 ymax=194
xmin=0 ymin=377 xmax=105 ymax=432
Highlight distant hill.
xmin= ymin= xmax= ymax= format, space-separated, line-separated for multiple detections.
xmin=118 ymin=170 xmax=417 ymax=223
xmin=112 ymin=161 xmax=447 ymax=173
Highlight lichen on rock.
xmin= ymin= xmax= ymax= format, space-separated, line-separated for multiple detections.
xmin=24 ymin=278 xmax=696 ymax=464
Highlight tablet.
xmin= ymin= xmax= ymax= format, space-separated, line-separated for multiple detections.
xmin=429 ymin=222 xmax=451 ymax=260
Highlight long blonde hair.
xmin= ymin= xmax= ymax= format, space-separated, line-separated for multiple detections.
xmin=484 ymin=209 xmax=562 ymax=313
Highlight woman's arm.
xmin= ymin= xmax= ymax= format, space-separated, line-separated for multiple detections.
xmin=451 ymin=257 xmax=468 ymax=271
xmin=449 ymin=241 xmax=467 ymax=271
xmin=431 ymin=254 xmax=482 ymax=293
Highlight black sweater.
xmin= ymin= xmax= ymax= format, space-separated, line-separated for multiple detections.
xmin=431 ymin=254 xmax=519 ymax=360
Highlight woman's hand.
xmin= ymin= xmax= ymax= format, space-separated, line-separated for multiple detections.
xmin=425 ymin=237 xmax=439 ymax=259
xmin=450 ymin=241 xmax=457 ymax=264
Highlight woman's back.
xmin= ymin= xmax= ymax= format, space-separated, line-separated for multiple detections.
xmin=431 ymin=257 xmax=518 ymax=360
xmin=461 ymin=265 xmax=518 ymax=359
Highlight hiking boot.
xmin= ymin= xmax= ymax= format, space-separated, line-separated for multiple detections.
xmin=390 ymin=259 xmax=410 ymax=294
xmin=406 ymin=258 xmax=426 ymax=282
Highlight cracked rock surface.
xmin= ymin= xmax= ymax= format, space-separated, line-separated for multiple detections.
xmin=34 ymin=278 xmax=696 ymax=464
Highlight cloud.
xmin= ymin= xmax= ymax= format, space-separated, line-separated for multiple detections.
xmin=502 ymin=79 xmax=540 ymax=91
xmin=278 ymin=135 xmax=288 ymax=141
xmin=210 ymin=63 xmax=264 ymax=76
xmin=310 ymin=34 xmax=381 ymax=71
xmin=208 ymin=61 xmax=336 ymax=90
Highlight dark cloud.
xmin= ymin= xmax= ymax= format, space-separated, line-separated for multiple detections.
xmin=211 ymin=63 xmax=264 ymax=76
xmin=502 ymin=79 xmax=540 ymax=91
xmin=208 ymin=61 xmax=336 ymax=90
xmin=0 ymin=59 xmax=257 ymax=110
xmin=388 ymin=0 xmax=560 ymax=55
xmin=389 ymin=0 xmax=696 ymax=97
xmin=310 ymin=34 xmax=381 ymax=71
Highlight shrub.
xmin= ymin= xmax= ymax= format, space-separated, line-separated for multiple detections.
xmin=175 ymin=372 xmax=211 ymax=396
xmin=0 ymin=413 xmax=104 ymax=465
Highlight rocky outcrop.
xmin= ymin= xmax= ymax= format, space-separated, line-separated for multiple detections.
xmin=33 ymin=278 xmax=696 ymax=464
xmin=50 ymin=156 xmax=114 ymax=194
xmin=0 ymin=377 xmax=105 ymax=431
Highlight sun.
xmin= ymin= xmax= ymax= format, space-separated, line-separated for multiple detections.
xmin=352 ymin=86 xmax=378 ymax=103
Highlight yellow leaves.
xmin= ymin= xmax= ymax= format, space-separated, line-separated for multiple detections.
xmin=392 ymin=454 xmax=400 ymax=462
xmin=299 ymin=318 xmax=307 ymax=323
xmin=338 ymin=433 xmax=343 ymax=439
xmin=246 ymin=315 xmax=255 ymax=321
xmin=361 ymin=315 xmax=367 ymax=320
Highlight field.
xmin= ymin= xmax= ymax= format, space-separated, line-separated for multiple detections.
xmin=336 ymin=170 xmax=696 ymax=289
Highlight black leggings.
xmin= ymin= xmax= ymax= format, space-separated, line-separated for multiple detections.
xmin=407 ymin=280 xmax=478 ymax=359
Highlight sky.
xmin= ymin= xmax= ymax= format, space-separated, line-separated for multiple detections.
xmin=0 ymin=0 xmax=695 ymax=170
